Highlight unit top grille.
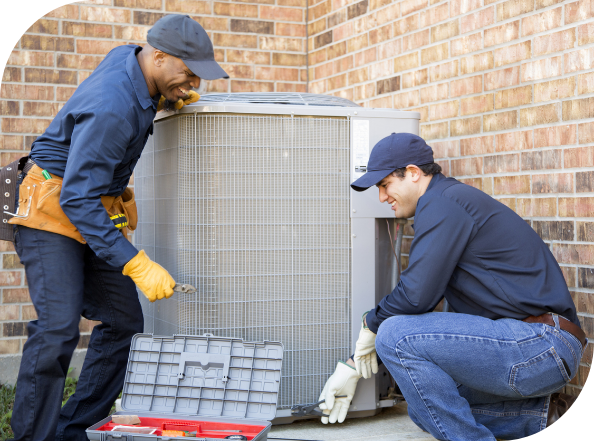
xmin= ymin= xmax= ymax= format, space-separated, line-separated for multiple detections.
xmin=197 ymin=92 xmax=360 ymax=107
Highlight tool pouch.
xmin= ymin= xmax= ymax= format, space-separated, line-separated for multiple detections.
xmin=8 ymin=164 xmax=137 ymax=242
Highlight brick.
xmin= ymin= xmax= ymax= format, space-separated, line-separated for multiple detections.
xmin=0 ymin=339 xmax=20 ymax=355
xmin=512 ymin=197 xmax=557 ymax=217
xmin=429 ymin=100 xmax=459 ymax=121
xmin=366 ymin=95 xmax=392 ymax=108
xmin=27 ymin=18 xmax=59 ymax=35
xmin=21 ymin=35 xmax=74 ymax=52
xmin=461 ymin=136 xmax=495 ymax=156
xmin=572 ymin=290 xmax=594 ymax=314
xmin=564 ymin=47 xmax=594 ymax=74
xmin=401 ymin=0 xmax=427 ymax=16
xmin=521 ymin=104 xmax=560 ymax=127
xmin=8 ymin=51 xmax=54 ymax=68
xmin=461 ymin=94 xmax=494 ymax=116
xmin=484 ymin=21 xmax=519 ymax=48
xmin=377 ymin=76 xmax=400 ymax=94
xmin=403 ymin=30 xmax=430 ymax=52
xmin=432 ymin=20 xmax=459 ymax=43
xmin=2 ymin=68 xmax=20 ymax=83
xmin=494 ymin=176 xmax=530 ymax=195
xmin=81 ymin=6 xmax=130 ymax=23
xmin=214 ymin=33 xmax=258 ymax=49
xmin=277 ymin=23 xmax=305 ymax=37
xmin=375 ymin=3 xmax=400 ymax=26
xmin=497 ymin=0 xmax=534 ymax=21
xmin=451 ymin=0 xmax=482 ymax=16
xmin=394 ymin=15 xmax=420 ymax=37
xmin=577 ymin=171 xmax=594 ymax=192
xmin=21 ymin=305 xmax=37 ymax=320
xmin=368 ymin=61 xmax=391 ymax=82
xmin=560 ymin=197 xmax=594 ymax=217
xmin=272 ymin=53 xmax=306 ymax=67
xmin=484 ymin=154 xmax=519 ymax=173
xmin=214 ymin=3 xmax=258 ymax=18
xmin=521 ymin=7 xmax=562 ymax=37
xmin=277 ymin=82 xmax=306 ymax=93
xmin=310 ymin=0 xmax=330 ymax=21
xmin=3 ymin=322 xmax=26 ymax=337
xmin=217 ymin=64 xmax=252 ymax=79
xmin=0 ymin=304 xmax=19 ymax=320
xmin=485 ymin=67 xmax=519 ymax=91
xmin=394 ymin=53 xmax=419 ymax=73
xmin=394 ymin=90 xmax=419 ymax=108
xmin=421 ymin=42 xmax=449 ymax=65
xmin=536 ymin=0 xmax=564 ymax=8
xmin=57 ymin=87 xmax=76 ymax=102
xmin=369 ymin=24 xmax=394 ymax=46
xmin=44 ymin=4 xmax=78 ymax=19
xmin=430 ymin=60 xmax=458 ymax=82
xmin=565 ymin=146 xmax=594 ymax=168
xmin=563 ymin=98 xmax=594 ymax=121
xmin=114 ymin=25 xmax=149 ymax=40
xmin=451 ymin=117 xmax=482 ymax=137
xmin=347 ymin=0 xmax=368 ymax=20
xmin=348 ymin=67 xmax=369 ymax=85
xmin=522 ymin=57 xmax=562 ymax=82
xmin=326 ymin=73 xmax=348 ymax=91
xmin=0 ymin=135 xmax=24 ymax=150
xmin=356 ymin=47 xmax=377 ymax=66
xmin=115 ymin=0 xmax=162 ymax=8
xmin=57 ymin=54 xmax=103 ymax=71
xmin=1 ymin=118 xmax=51 ymax=134
xmin=420 ymin=122 xmax=449 ymax=140
xmin=451 ymin=75 xmax=482 ymax=98
xmin=308 ymin=48 xmax=327 ymax=66
xmin=354 ymin=83 xmax=376 ymax=101
xmin=495 ymin=85 xmax=532 ymax=110
xmin=579 ymin=121 xmax=594 ymax=144
xmin=62 ymin=22 xmax=113 ymax=39
xmin=1 ymin=85 xmax=53 ymax=101
xmin=566 ymin=0 xmax=594 ymax=24
xmin=484 ymin=111 xmax=518 ymax=132
xmin=534 ymin=221 xmax=573 ymax=241
xmin=327 ymin=42 xmax=347 ymax=59
xmin=495 ymin=197 xmax=517 ymax=211
xmin=577 ymin=221 xmax=594 ymax=241
xmin=334 ymin=22 xmax=353 ymax=42
xmin=23 ymin=102 xmax=61 ymax=117
xmin=231 ymin=19 xmax=274 ymax=35
xmin=534 ymin=125 xmax=576 ymax=148
xmin=256 ymin=67 xmax=299 ymax=82
xmin=195 ymin=17 xmax=230 ymax=32
xmin=0 ymin=101 xmax=19 ymax=116
xmin=2 ymin=288 xmax=30 ymax=303
xmin=522 ymin=150 xmax=563 ymax=172
xmin=461 ymin=52 xmax=494 ymax=74
xmin=431 ymin=140 xmax=459 ymax=158
xmin=165 ymin=0 xmax=211 ymax=14
xmin=451 ymin=33 xmax=482 ymax=57
xmin=578 ymin=72 xmax=594 ymax=95
xmin=24 ymin=69 xmax=77 ymax=85
xmin=229 ymin=50 xmax=270 ymax=66
xmin=261 ymin=5 xmax=303 ymax=21
xmin=347 ymin=34 xmax=369 ymax=53
xmin=461 ymin=7 xmax=495 ymax=34
xmin=230 ymin=80 xmax=273 ymax=93
xmin=534 ymin=29 xmax=575 ymax=57
xmin=77 ymin=40 xmax=121 ymax=55
xmin=420 ymin=3 xmax=449 ymax=27
xmin=370 ymin=0 xmax=393 ymax=10
xmin=494 ymin=41 xmax=531 ymax=67
xmin=420 ymin=83 xmax=448 ymax=104
xmin=452 ymin=157 xmax=483 ymax=176
xmin=578 ymin=22 xmax=594 ymax=46
xmin=535 ymin=77 xmax=575 ymax=103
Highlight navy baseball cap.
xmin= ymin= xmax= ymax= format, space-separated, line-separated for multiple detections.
xmin=351 ymin=133 xmax=434 ymax=192
xmin=147 ymin=15 xmax=228 ymax=80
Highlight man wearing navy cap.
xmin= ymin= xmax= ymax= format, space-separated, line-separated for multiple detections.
xmin=6 ymin=15 xmax=228 ymax=441
xmin=318 ymin=133 xmax=585 ymax=440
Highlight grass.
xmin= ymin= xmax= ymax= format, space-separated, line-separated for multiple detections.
xmin=0 ymin=369 xmax=119 ymax=441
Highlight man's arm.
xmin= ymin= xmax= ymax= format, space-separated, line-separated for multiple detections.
xmin=365 ymin=195 xmax=477 ymax=333
xmin=60 ymin=109 xmax=139 ymax=267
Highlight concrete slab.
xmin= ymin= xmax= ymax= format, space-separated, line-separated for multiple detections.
xmin=269 ymin=403 xmax=434 ymax=441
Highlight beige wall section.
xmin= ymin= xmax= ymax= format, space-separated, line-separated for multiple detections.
xmin=0 ymin=0 xmax=591 ymax=397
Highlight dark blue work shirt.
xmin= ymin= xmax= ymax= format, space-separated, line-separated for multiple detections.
xmin=366 ymin=173 xmax=579 ymax=333
xmin=30 ymin=45 xmax=159 ymax=267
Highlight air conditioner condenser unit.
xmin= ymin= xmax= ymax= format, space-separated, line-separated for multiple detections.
xmin=134 ymin=93 xmax=420 ymax=421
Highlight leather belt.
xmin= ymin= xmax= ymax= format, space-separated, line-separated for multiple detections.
xmin=523 ymin=313 xmax=587 ymax=348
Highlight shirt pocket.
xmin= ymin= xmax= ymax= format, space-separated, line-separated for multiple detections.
xmin=509 ymin=347 xmax=569 ymax=397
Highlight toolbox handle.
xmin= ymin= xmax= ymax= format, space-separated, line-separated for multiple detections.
xmin=178 ymin=352 xmax=231 ymax=383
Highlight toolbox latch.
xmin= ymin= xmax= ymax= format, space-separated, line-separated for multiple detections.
xmin=100 ymin=433 xmax=129 ymax=441
xmin=178 ymin=352 xmax=231 ymax=383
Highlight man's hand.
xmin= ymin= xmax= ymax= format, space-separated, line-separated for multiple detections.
xmin=354 ymin=314 xmax=378 ymax=378
xmin=156 ymin=90 xmax=201 ymax=112
xmin=123 ymin=250 xmax=175 ymax=302
xmin=318 ymin=361 xmax=361 ymax=424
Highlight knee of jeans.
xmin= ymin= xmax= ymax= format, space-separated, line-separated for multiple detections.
xmin=376 ymin=316 xmax=408 ymax=359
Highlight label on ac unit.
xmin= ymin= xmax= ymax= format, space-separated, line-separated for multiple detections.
xmin=353 ymin=119 xmax=370 ymax=177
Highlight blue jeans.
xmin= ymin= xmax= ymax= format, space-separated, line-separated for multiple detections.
xmin=375 ymin=312 xmax=584 ymax=441
xmin=11 ymin=225 xmax=144 ymax=441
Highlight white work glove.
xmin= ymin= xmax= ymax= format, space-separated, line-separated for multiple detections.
xmin=354 ymin=312 xmax=378 ymax=379
xmin=319 ymin=362 xmax=361 ymax=424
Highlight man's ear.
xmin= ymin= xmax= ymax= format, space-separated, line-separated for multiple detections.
xmin=407 ymin=165 xmax=422 ymax=182
xmin=153 ymin=50 xmax=166 ymax=67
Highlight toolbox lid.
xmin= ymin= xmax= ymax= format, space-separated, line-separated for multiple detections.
xmin=120 ymin=334 xmax=283 ymax=421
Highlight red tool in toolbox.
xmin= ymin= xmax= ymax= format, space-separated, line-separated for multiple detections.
xmin=86 ymin=333 xmax=284 ymax=441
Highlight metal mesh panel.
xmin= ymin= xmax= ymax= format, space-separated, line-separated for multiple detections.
xmin=135 ymin=113 xmax=351 ymax=409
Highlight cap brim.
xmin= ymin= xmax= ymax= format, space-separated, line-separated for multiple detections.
xmin=184 ymin=59 xmax=229 ymax=80
xmin=350 ymin=169 xmax=393 ymax=192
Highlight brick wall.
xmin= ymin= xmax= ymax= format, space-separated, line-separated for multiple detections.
xmin=0 ymin=0 xmax=307 ymax=363
xmin=308 ymin=0 xmax=593 ymax=396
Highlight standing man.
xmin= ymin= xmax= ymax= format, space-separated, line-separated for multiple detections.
xmin=2 ymin=15 xmax=228 ymax=441
xmin=318 ymin=133 xmax=586 ymax=440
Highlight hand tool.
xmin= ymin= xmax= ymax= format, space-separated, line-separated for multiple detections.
xmin=174 ymin=283 xmax=197 ymax=293
xmin=290 ymin=396 xmax=347 ymax=417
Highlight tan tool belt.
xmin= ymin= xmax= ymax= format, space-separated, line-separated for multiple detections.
xmin=8 ymin=164 xmax=137 ymax=243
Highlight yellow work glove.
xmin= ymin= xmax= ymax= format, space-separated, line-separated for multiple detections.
xmin=318 ymin=362 xmax=361 ymax=424
xmin=156 ymin=91 xmax=201 ymax=112
xmin=122 ymin=250 xmax=175 ymax=302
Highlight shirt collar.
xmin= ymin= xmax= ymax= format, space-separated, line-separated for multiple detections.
xmin=126 ymin=45 xmax=157 ymax=111
xmin=425 ymin=172 xmax=446 ymax=193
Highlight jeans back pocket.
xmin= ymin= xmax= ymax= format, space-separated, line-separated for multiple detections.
xmin=509 ymin=348 xmax=569 ymax=397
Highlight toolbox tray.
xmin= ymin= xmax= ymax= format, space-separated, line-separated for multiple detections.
xmin=87 ymin=333 xmax=283 ymax=441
